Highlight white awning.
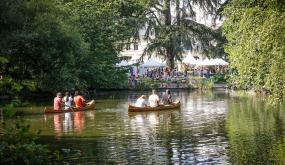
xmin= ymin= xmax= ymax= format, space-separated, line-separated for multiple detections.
xmin=214 ymin=58 xmax=229 ymax=65
xmin=116 ymin=60 xmax=129 ymax=67
xmin=183 ymin=55 xmax=205 ymax=65
xmin=141 ymin=59 xmax=166 ymax=67
xmin=196 ymin=58 xmax=229 ymax=66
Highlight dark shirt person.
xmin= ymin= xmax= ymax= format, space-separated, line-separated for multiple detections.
xmin=161 ymin=89 xmax=172 ymax=105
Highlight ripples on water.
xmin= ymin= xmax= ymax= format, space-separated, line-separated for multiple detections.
xmin=13 ymin=90 xmax=285 ymax=164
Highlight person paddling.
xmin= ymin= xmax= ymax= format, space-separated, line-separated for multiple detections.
xmin=149 ymin=89 xmax=160 ymax=107
xmin=54 ymin=92 xmax=63 ymax=111
xmin=63 ymin=92 xmax=73 ymax=110
xmin=74 ymin=91 xmax=86 ymax=108
xmin=135 ymin=95 xmax=148 ymax=107
xmin=161 ymin=89 xmax=172 ymax=105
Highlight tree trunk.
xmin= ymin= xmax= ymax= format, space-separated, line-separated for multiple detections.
xmin=164 ymin=0 xmax=171 ymax=26
xmin=166 ymin=48 xmax=175 ymax=70
xmin=164 ymin=0 xmax=174 ymax=69
xmin=176 ymin=0 xmax=180 ymax=26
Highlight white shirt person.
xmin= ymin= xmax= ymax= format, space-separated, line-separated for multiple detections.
xmin=63 ymin=92 xmax=73 ymax=110
xmin=148 ymin=90 xmax=160 ymax=107
xmin=135 ymin=95 xmax=148 ymax=107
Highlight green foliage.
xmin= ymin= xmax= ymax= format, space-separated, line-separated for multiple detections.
xmin=135 ymin=78 xmax=160 ymax=90
xmin=223 ymin=0 xmax=285 ymax=103
xmin=62 ymin=0 xmax=145 ymax=89
xmin=226 ymin=97 xmax=285 ymax=164
xmin=201 ymin=78 xmax=215 ymax=90
xmin=211 ymin=74 xmax=228 ymax=83
xmin=0 ymin=0 xmax=146 ymax=95
xmin=141 ymin=0 xmax=224 ymax=69
xmin=0 ymin=0 xmax=89 ymax=92
xmin=0 ymin=121 xmax=59 ymax=165
xmin=188 ymin=76 xmax=214 ymax=90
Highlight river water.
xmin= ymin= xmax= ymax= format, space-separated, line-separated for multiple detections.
xmin=10 ymin=90 xmax=285 ymax=164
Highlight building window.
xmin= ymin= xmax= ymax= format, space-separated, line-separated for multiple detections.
xmin=126 ymin=43 xmax=131 ymax=50
xmin=134 ymin=43 xmax=138 ymax=50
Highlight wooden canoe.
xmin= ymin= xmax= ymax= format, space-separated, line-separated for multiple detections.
xmin=128 ymin=101 xmax=181 ymax=112
xmin=44 ymin=100 xmax=95 ymax=114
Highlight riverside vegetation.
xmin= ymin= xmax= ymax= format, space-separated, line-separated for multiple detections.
xmin=0 ymin=120 xmax=81 ymax=165
xmin=0 ymin=0 xmax=284 ymax=163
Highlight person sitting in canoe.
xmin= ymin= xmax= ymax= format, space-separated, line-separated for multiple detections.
xmin=135 ymin=95 xmax=148 ymax=107
xmin=149 ymin=89 xmax=160 ymax=107
xmin=74 ymin=91 xmax=86 ymax=108
xmin=54 ymin=92 xmax=63 ymax=111
xmin=63 ymin=92 xmax=73 ymax=110
xmin=161 ymin=89 xmax=172 ymax=105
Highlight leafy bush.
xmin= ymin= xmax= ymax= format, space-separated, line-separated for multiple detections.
xmin=201 ymin=79 xmax=214 ymax=90
xmin=189 ymin=76 xmax=214 ymax=90
xmin=211 ymin=74 xmax=229 ymax=83
xmin=135 ymin=78 xmax=160 ymax=90
xmin=223 ymin=0 xmax=285 ymax=103
xmin=0 ymin=121 xmax=76 ymax=165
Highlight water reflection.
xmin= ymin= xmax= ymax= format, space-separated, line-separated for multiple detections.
xmin=53 ymin=114 xmax=62 ymax=138
xmin=226 ymin=97 xmax=285 ymax=164
xmin=47 ymin=111 xmax=94 ymax=137
xmin=74 ymin=112 xmax=85 ymax=133
xmin=63 ymin=113 xmax=72 ymax=132
xmin=9 ymin=90 xmax=285 ymax=164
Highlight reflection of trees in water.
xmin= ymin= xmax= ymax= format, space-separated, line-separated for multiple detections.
xmin=178 ymin=91 xmax=228 ymax=164
xmin=127 ymin=105 xmax=228 ymax=164
xmin=226 ymin=97 xmax=285 ymax=164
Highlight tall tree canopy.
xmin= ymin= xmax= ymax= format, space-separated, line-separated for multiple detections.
xmin=0 ymin=0 xmax=146 ymax=95
xmin=0 ymin=0 xmax=89 ymax=92
xmin=63 ymin=0 xmax=146 ymax=89
xmin=141 ymin=0 xmax=224 ymax=69
xmin=223 ymin=0 xmax=285 ymax=103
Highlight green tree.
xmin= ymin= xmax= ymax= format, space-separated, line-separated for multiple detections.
xmin=0 ymin=0 xmax=90 ymax=92
xmin=223 ymin=0 xmax=285 ymax=103
xmin=141 ymin=0 xmax=224 ymax=69
xmin=62 ymin=0 xmax=146 ymax=88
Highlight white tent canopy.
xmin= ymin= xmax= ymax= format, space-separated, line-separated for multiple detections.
xmin=184 ymin=57 xmax=229 ymax=66
xmin=116 ymin=60 xmax=129 ymax=67
xmin=214 ymin=58 xmax=229 ymax=65
xmin=198 ymin=58 xmax=212 ymax=66
xmin=183 ymin=55 xmax=198 ymax=65
xmin=141 ymin=59 xmax=166 ymax=67
xmin=182 ymin=55 xmax=195 ymax=63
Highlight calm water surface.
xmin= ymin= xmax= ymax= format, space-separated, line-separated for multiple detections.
xmin=11 ymin=90 xmax=285 ymax=164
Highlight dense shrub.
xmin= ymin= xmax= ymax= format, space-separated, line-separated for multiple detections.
xmin=0 ymin=121 xmax=77 ymax=165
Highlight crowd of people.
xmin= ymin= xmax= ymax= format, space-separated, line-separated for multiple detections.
xmin=135 ymin=89 xmax=173 ymax=108
xmin=128 ymin=65 xmax=229 ymax=88
xmin=128 ymin=67 xmax=180 ymax=88
xmin=53 ymin=91 xmax=87 ymax=111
